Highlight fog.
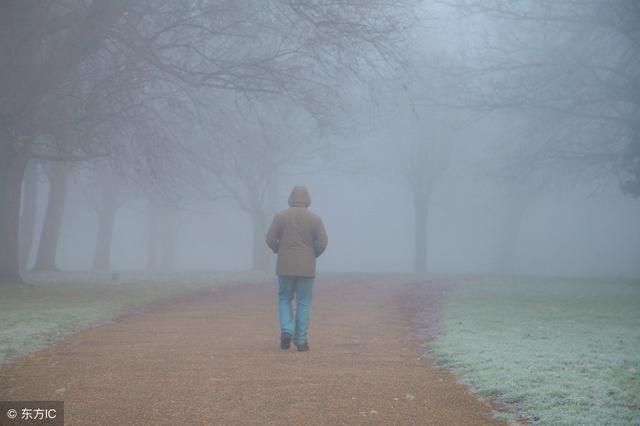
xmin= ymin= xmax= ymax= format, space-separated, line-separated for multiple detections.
xmin=40 ymin=137 xmax=640 ymax=278
xmin=2 ymin=4 xmax=640 ymax=423
xmin=2 ymin=0 xmax=639 ymax=283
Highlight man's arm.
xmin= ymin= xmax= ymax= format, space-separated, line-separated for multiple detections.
xmin=266 ymin=214 xmax=281 ymax=253
xmin=313 ymin=217 xmax=328 ymax=257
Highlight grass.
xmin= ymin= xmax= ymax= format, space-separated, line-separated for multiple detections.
xmin=426 ymin=276 xmax=640 ymax=425
xmin=0 ymin=270 xmax=270 ymax=364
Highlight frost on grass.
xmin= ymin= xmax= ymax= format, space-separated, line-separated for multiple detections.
xmin=0 ymin=271 xmax=269 ymax=364
xmin=0 ymin=304 xmax=115 ymax=363
xmin=427 ymin=278 xmax=640 ymax=425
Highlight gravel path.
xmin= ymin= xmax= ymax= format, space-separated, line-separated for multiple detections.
xmin=0 ymin=275 xmax=503 ymax=425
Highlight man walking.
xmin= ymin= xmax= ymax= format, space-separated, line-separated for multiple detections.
xmin=266 ymin=186 xmax=328 ymax=352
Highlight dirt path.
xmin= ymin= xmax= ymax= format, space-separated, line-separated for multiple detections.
xmin=0 ymin=275 xmax=503 ymax=425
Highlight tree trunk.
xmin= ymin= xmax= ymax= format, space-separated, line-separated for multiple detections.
xmin=495 ymin=194 xmax=527 ymax=276
xmin=92 ymin=164 xmax=118 ymax=272
xmin=146 ymin=200 xmax=158 ymax=272
xmin=0 ymin=139 xmax=31 ymax=284
xmin=92 ymin=204 xmax=117 ymax=273
xmin=92 ymin=207 xmax=116 ymax=272
xmin=19 ymin=160 xmax=39 ymax=271
xmin=33 ymin=162 xmax=71 ymax=271
xmin=413 ymin=189 xmax=429 ymax=274
xmin=159 ymin=205 xmax=177 ymax=272
xmin=251 ymin=210 xmax=270 ymax=271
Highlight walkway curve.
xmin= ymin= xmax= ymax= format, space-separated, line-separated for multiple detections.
xmin=0 ymin=275 xmax=503 ymax=425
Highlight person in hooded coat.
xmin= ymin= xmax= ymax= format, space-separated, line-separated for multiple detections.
xmin=266 ymin=186 xmax=328 ymax=352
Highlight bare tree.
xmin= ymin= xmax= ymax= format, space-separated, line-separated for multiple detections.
xmin=145 ymin=198 xmax=179 ymax=273
xmin=433 ymin=0 xmax=640 ymax=194
xmin=394 ymin=102 xmax=456 ymax=274
xmin=32 ymin=161 xmax=72 ymax=271
xmin=192 ymin=96 xmax=324 ymax=270
xmin=1 ymin=0 xmax=418 ymax=284
xmin=74 ymin=158 xmax=130 ymax=272
xmin=0 ymin=1 xmax=128 ymax=283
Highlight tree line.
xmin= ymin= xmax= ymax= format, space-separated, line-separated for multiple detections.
xmin=1 ymin=0 xmax=637 ymax=284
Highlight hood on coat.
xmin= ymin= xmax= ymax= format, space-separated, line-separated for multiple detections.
xmin=288 ymin=186 xmax=311 ymax=208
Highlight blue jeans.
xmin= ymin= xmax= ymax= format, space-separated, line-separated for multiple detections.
xmin=278 ymin=276 xmax=314 ymax=345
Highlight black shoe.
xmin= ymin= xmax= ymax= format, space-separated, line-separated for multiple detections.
xmin=296 ymin=342 xmax=309 ymax=352
xmin=280 ymin=332 xmax=292 ymax=350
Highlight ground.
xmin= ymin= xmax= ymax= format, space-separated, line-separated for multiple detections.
xmin=428 ymin=277 xmax=640 ymax=425
xmin=0 ymin=274 xmax=502 ymax=425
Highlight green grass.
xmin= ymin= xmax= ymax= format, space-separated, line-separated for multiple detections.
xmin=426 ymin=277 xmax=640 ymax=425
xmin=0 ymin=271 xmax=270 ymax=364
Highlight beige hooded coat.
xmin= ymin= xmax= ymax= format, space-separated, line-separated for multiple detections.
xmin=266 ymin=186 xmax=328 ymax=277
